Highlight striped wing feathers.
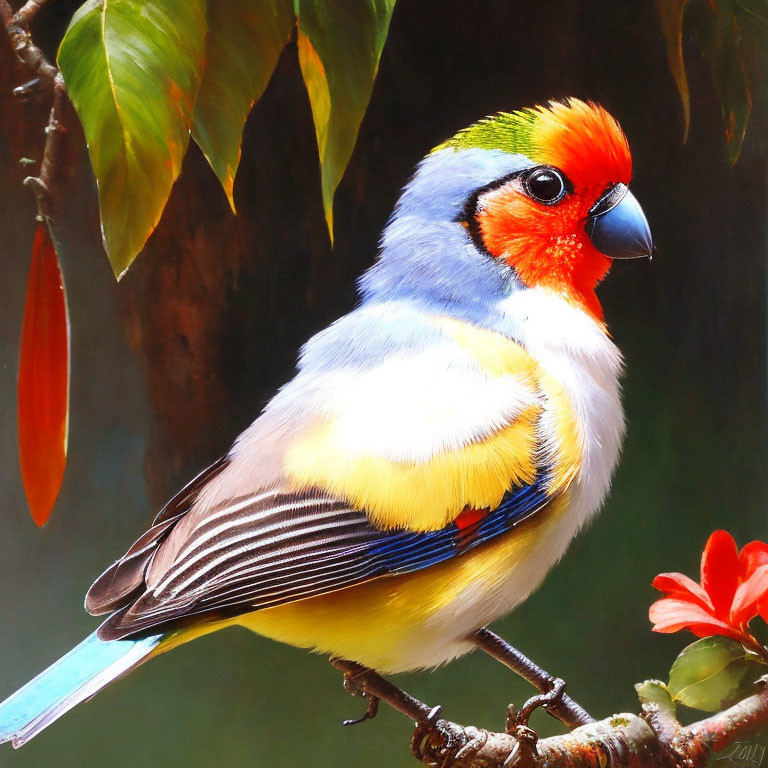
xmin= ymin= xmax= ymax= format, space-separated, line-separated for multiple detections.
xmin=100 ymin=492 xmax=377 ymax=637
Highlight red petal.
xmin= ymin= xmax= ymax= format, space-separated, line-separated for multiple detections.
xmin=650 ymin=598 xmax=743 ymax=640
xmin=686 ymin=623 xmax=747 ymax=642
xmin=652 ymin=572 xmax=712 ymax=610
xmin=731 ymin=564 xmax=768 ymax=625
xmin=650 ymin=597 xmax=716 ymax=630
xmin=739 ymin=541 xmax=768 ymax=580
xmin=759 ymin=599 xmax=768 ymax=625
xmin=18 ymin=224 xmax=69 ymax=527
xmin=701 ymin=530 xmax=739 ymax=620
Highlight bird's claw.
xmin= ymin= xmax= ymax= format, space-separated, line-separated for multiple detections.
xmin=507 ymin=677 xmax=567 ymax=729
xmin=503 ymin=702 xmax=542 ymax=768
xmin=342 ymin=694 xmax=379 ymax=726
xmin=411 ymin=705 xmax=470 ymax=767
xmin=502 ymin=725 xmax=540 ymax=768
xmin=341 ymin=672 xmax=380 ymax=726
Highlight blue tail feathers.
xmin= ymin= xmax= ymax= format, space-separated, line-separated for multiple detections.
xmin=0 ymin=629 xmax=162 ymax=748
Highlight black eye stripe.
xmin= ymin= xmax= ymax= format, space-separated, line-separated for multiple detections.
xmin=457 ymin=165 xmax=573 ymax=258
xmin=458 ymin=166 xmax=572 ymax=226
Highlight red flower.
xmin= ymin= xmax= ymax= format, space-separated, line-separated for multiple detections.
xmin=650 ymin=530 xmax=768 ymax=649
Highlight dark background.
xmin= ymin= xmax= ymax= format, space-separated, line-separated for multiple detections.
xmin=0 ymin=2 xmax=766 ymax=766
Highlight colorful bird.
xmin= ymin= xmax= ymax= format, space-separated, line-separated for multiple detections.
xmin=0 ymin=98 xmax=652 ymax=747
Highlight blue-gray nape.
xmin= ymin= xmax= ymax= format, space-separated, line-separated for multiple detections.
xmin=358 ymin=148 xmax=532 ymax=321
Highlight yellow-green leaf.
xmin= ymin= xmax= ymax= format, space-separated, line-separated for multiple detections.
xmin=296 ymin=0 xmax=396 ymax=240
xmin=58 ymin=0 xmax=207 ymax=279
xmin=193 ymin=0 xmax=295 ymax=213
xmin=635 ymin=680 xmax=676 ymax=717
xmin=668 ymin=637 xmax=766 ymax=712
xmin=657 ymin=0 xmax=693 ymax=142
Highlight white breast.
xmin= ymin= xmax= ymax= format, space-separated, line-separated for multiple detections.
xmin=506 ymin=287 xmax=626 ymax=536
xmin=406 ymin=289 xmax=625 ymax=669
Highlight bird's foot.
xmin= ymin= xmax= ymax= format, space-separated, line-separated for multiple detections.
xmin=411 ymin=705 xmax=472 ymax=766
xmin=472 ymin=627 xmax=595 ymax=729
xmin=341 ymin=672 xmax=380 ymax=725
xmin=497 ymin=683 xmax=564 ymax=768
xmin=331 ymin=657 xmax=433 ymax=727
xmin=506 ymin=677 xmax=567 ymax=729
xmin=501 ymin=723 xmax=540 ymax=768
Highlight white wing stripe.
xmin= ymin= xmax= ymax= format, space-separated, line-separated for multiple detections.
xmin=199 ymin=556 xmax=373 ymax=606
xmin=136 ymin=528 xmax=375 ymax=620
xmin=206 ymin=543 xmax=359 ymax=589
xmin=173 ymin=496 xmax=340 ymax=564
xmin=192 ymin=489 xmax=290 ymax=530
xmin=157 ymin=513 xmax=363 ymax=597
xmin=201 ymin=517 xmax=368 ymax=587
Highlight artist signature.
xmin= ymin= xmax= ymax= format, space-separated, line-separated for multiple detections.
xmin=712 ymin=742 xmax=768 ymax=768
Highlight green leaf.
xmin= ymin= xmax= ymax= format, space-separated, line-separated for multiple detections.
xmin=635 ymin=679 xmax=677 ymax=717
xmin=296 ymin=0 xmax=396 ymax=240
xmin=192 ymin=0 xmax=295 ymax=212
xmin=668 ymin=636 xmax=767 ymax=712
xmin=656 ymin=0 xmax=693 ymax=141
xmin=58 ymin=0 xmax=207 ymax=279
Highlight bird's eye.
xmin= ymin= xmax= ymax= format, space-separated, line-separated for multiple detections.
xmin=524 ymin=167 xmax=567 ymax=205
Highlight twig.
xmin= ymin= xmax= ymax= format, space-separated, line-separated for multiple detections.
xmin=13 ymin=0 xmax=52 ymax=28
xmin=1 ymin=0 xmax=57 ymax=86
xmin=23 ymin=70 xmax=66 ymax=221
xmin=330 ymin=654 xmax=768 ymax=767
xmin=332 ymin=651 xmax=768 ymax=767
xmin=1 ymin=0 xmax=70 ymax=224
xmin=689 ymin=683 xmax=768 ymax=752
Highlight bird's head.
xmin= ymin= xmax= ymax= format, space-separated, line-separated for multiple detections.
xmin=362 ymin=99 xmax=652 ymax=324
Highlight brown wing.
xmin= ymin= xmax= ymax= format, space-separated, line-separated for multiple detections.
xmin=86 ymin=456 xmax=229 ymax=615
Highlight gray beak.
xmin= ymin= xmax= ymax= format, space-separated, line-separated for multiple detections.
xmin=585 ymin=183 xmax=653 ymax=260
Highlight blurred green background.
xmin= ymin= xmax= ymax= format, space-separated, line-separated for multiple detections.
xmin=1 ymin=1 xmax=766 ymax=766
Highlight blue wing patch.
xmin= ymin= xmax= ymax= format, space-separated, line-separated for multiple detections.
xmin=368 ymin=474 xmax=549 ymax=574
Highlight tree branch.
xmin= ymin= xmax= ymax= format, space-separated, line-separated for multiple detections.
xmin=23 ymin=70 xmax=67 ymax=222
xmin=0 ymin=0 xmax=70 ymax=225
xmin=407 ymin=688 xmax=768 ymax=768
xmin=0 ymin=0 xmax=56 ymax=87
xmin=12 ymin=0 xmax=52 ymax=28
xmin=689 ymin=686 xmax=768 ymax=752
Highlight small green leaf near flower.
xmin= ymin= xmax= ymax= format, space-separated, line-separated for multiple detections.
xmin=668 ymin=636 xmax=767 ymax=712
xmin=635 ymin=679 xmax=677 ymax=717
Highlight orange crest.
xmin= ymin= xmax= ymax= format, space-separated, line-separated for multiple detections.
xmin=531 ymin=99 xmax=632 ymax=194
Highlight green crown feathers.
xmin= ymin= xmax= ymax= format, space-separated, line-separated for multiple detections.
xmin=432 ymin=108 xmax=538 ymax=156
